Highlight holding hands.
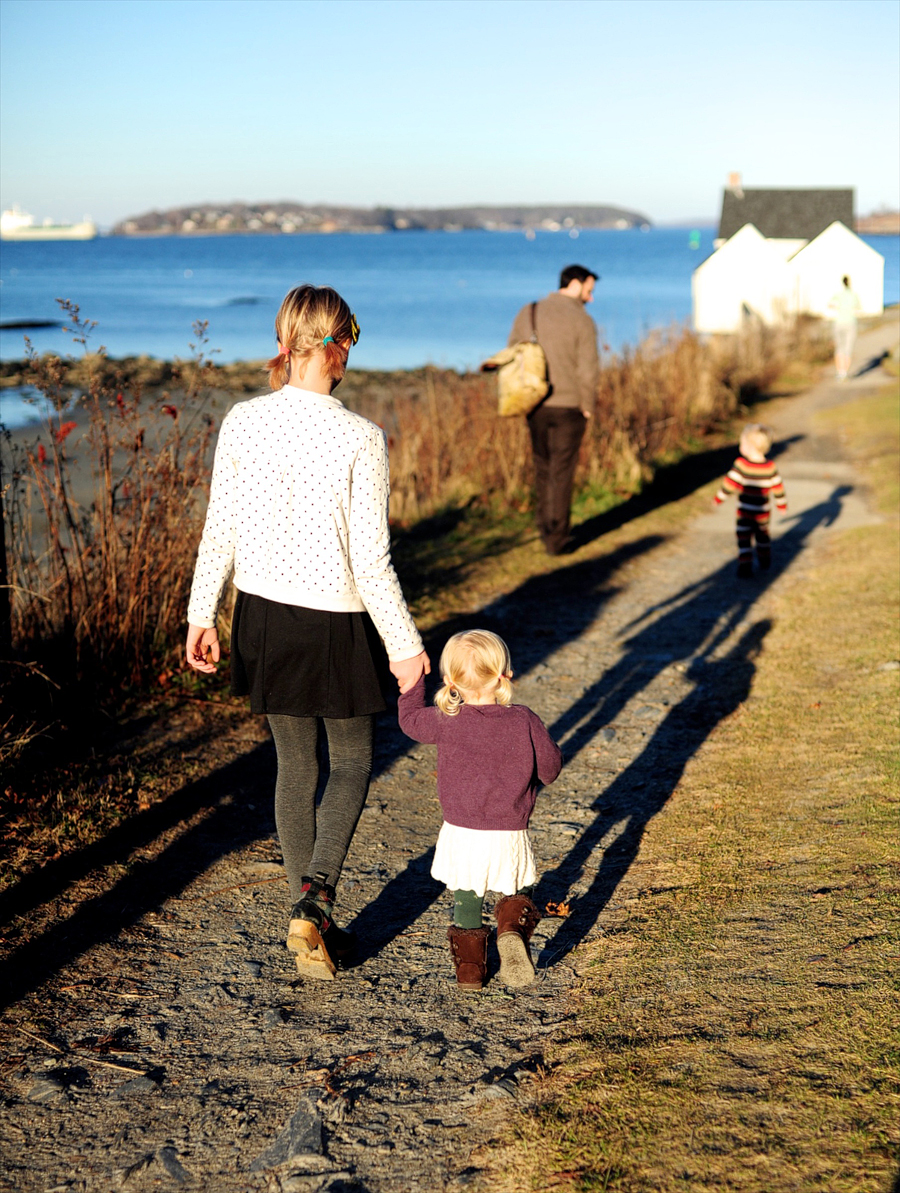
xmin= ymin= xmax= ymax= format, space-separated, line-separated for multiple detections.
xmin=389 ymin=650 xmax=431 ymax=694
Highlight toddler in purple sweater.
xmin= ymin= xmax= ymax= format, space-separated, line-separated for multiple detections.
xmin=398 ymin=630 xmax=562 ymax=992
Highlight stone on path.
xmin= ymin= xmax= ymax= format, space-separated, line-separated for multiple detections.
xmin=250 ymin=1097 xmax=325 ymax=1172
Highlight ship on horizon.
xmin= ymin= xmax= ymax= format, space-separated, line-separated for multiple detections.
xmin=1 ymin=206 xmax=97 ymax=241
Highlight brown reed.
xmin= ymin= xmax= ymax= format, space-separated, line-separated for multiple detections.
xmin=343 ymin=319 xmax=830 ymax=521
xmin=1 ymin=303 xmax=219 ymax=764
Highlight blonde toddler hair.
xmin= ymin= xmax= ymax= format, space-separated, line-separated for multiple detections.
xmin=435 ymin=630 xmax=514 ymax=716
xmin=739 ymin=423 xmax=772 ymax=461
xmin=266 ymin=284 xmax=356 ymax=390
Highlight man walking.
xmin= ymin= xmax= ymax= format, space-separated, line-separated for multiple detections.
xmin=508 ymin=264 xmax=600 ymax=555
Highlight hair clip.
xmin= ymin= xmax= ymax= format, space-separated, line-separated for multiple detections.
xmin=350 ymin=314 xmax=360 ymax=345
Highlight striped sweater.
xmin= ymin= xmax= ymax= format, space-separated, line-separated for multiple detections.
xmin=715 ymin=456 xmax=787 ymax=518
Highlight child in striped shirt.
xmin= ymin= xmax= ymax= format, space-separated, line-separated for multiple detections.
xmin=714 ymin=424 xmax=787 ymax=578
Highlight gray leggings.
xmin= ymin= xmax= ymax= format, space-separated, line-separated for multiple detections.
xmin=267 ymin=714 xmax=373 ymax=902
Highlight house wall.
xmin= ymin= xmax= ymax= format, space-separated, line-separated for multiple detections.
xmin=692 ymin=224 xmax=789 ymax=334
xmin=767 ymin=239 xmax=808 ymax=261
xmin=693 ymin=220 xmax=885 ymax=333
xmin=787 ymin=221 xmax=884 ymax=318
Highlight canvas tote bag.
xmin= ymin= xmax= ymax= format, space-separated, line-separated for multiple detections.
xmin=480 ymin=302 xmax=549 ymax=417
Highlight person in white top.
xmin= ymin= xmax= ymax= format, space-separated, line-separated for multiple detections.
xmin=828 ymin=275 xmax=862 ymax=380
xmin=186 ymin=284 xmax=429 ymax=979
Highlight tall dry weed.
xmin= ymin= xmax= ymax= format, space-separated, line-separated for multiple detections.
xmin=358 ymin=320 xmax=829 ymax=521
xmin=1 ymin=303 xmax=218 ymax=762
xmin=343 ymin=367 xmax=532 ymax=524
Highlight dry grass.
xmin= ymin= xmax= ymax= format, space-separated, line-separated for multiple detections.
xmin=482 ymin=379 xmax=899 ymax=1192
xmin=817 ymin=387 xmax=900 ymax=516
xmin=584 ymin=319 xmax=828 ymax=491
xmin=342 ymin=367 xmax=534 ymax=525
xmin=0 ymin=306 xmax=222 ymax=765
xmin=342 ymin=320 xmax=832 ymax=523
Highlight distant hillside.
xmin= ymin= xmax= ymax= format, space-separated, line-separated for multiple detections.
xmin=111 ymin=201 xmax=652 ymax=236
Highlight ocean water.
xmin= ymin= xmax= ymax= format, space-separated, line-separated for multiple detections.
xmin=2 ymin=227 xmax=898 ymax=430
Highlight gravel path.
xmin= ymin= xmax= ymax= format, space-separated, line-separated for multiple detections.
xmin=1 ymin=315 xmax=895 ymax=1193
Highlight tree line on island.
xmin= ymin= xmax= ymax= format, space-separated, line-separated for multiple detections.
xmin=113 ymin=201 xmax=652 ymax=236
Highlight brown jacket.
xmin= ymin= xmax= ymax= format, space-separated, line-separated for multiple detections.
xmin=508 ymin=292 xmax=599 ymax=411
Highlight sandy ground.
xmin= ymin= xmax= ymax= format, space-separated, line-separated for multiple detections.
xmin=0 ymin=313 xmax=896 ymax=1193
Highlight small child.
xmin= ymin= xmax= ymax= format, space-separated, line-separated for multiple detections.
xmin=714 ymin=424 xmax=787 ymax=578
xmin=398 ymin=630 xmax=562 ymax=992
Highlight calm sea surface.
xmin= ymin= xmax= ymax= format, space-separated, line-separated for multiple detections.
xmin=2 ymin=227 xmax=898 ymax=429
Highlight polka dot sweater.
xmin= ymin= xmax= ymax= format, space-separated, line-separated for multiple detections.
xmin=187 ymin=385 xmax=424 ymax=662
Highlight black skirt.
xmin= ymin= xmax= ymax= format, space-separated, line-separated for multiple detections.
xmin=230 ymin=590 xmax=389 ymax=718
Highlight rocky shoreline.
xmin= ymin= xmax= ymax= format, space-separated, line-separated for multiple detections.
xmin=0 ymin=353 xmax=270 ymax=395
xmin=0 ymin=358 xmax=471 ymax=460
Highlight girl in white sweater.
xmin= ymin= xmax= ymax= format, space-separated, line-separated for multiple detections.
xmin=186 ymin=285 xmax=429 ymax=979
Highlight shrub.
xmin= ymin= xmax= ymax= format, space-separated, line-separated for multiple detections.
xmin=1 ymin=303 xmax=219 ymax=765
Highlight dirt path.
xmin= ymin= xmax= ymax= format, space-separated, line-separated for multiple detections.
xmin=1 ymin=315 xmax=896 ymax=1193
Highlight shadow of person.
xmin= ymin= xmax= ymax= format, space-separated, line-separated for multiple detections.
xmin=568 ymin=436 xmax=804 ymax=553
xmin=851 ymin=349 xmax=889 ymax=378
xmin=352 ymin=482 xmax=850 ymax=958
xmin=536 ymin=617 xmax=769 ymax=965
xmin=532 ymin=484 xmax=855 ymax=960
xmin=370 ymin=532 xmax=669 ymax=779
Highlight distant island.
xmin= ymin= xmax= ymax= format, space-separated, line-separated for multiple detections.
xmin=112 ymin=201 xmax=652 ymax=236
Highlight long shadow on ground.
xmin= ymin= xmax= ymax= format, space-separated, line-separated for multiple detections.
xmin=0 ymin=751 xmax=276 ymax=1012
xmin=0 ymin=430 xmax=801 ymax=944
xmin=0 ymin=537 xmax=662 ymax=1006
xmin=535 ymin=484 xmax=852 ymax=958
xmin=357 ymin=484 xmax=852 ymax=961
xmin=0 ymin=749 xmax=274 ymax=929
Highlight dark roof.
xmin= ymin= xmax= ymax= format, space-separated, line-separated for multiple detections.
xmin=718 ymin=188 xmax=854 ymax=240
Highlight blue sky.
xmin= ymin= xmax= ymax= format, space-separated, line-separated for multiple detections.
xmin=1 ymin=0 xmax=898 ymax=227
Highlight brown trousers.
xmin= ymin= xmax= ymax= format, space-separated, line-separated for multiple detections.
xmin=526 ymin=405 xmax=586 ymax=554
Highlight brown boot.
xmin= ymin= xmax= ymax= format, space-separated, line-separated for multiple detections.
xmin=447 ymin=925 xmax=489 ymax=992
xmin=494 ymin=895 xmax=542 ymax=987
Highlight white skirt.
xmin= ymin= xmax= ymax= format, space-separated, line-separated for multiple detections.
xmin=431 ymin=822 xmax=537 ymax=897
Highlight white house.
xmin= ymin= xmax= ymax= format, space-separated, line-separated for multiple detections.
xmin=693 ymin=181 xmax=884 ymax=334
xmin=692 ymin=224 xmax=790 ymax=334
xmin=788 ymin=221 xmax=884 ymax=319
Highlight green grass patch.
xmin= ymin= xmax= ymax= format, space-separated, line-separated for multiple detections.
xmin=816 ymin=385 xmax=900 ymax=515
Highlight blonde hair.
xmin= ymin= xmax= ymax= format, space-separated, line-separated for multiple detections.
xmin=434 ymin=630 xmax=514 ymax=716
xmin=739 ymin=423 xmax=772 ymax=460
xmin=266 ymin=284 xmax=355 ymax=390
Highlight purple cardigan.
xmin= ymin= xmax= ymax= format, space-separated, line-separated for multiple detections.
xmin=398 ymin=676 xmax=563 ymax=831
